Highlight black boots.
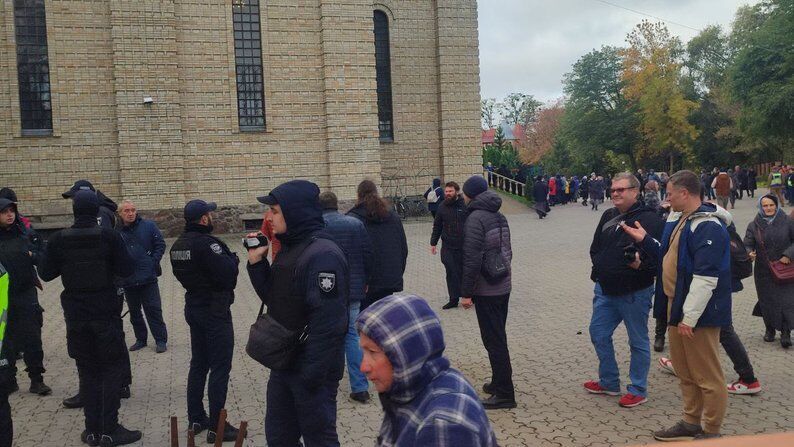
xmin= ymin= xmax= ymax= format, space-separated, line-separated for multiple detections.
xmin=654 ymin=335 xmax=665 ymax=352
xmin=29 ymin=375 xmax=52 ymax=396
xmin=441 ymin=302 xmax=458 ymax=310
xmin=207 ymin=422 xmax=240 ymax=444
xmin=764 ymin=326 xmax=776 ymax=342
xmin=63 ymin=392 xmax=83 ymax=409
xmin=781 ymin=330 xmax=792 ymax=349
xmin=481 ymin=395 xmax=517 ymax=410
xmin=99 ymin=425 xmax=142 ymax=446
xmin=81 ymin=430 xmax=99 ymax=446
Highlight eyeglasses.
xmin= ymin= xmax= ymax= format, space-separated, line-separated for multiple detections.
xmin=609 ymin=186 xmax=637 ymax=195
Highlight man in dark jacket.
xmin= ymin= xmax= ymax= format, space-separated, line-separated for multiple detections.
xmin=319 ymin=191 xmax=373 ymax=404
xmin=460 ymin=175 xmax=516 ymax=410
xmin=532 ymin=176 xmax=550 ymax=218
xmin=430 ymin=181 xmax=467 ymax=310
xmin=118 ymin=200 xmax=168 ymax=353
xmin=247 ymin=180 xmax=349 ymax=446
xmin=424 ymin=178 xmax=443 ymax=218
xmin=0 ymin=198 xmax=51 ymax=396
xmin=348 ymin=181 xmax=408 ymax=310
xmin=585 ymin=173 xmax=664 ymax=409
xmin=170 ymin=199 xmax=240 ymax=443
xmin=39 ymin=190 xmax=141 ymax=446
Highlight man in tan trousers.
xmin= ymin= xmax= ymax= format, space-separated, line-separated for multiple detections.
xmin=622 ymin=170 xmax=732 ymax=441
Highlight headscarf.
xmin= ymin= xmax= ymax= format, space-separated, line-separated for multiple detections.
xmin=758 ymin=194 xmax=783 ymax=224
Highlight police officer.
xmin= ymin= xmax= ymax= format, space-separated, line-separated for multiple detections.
xmin=0 ymin=198 xmax=51 ymax=395
xmin=247 ymin=180 xmax=349 ymax=446
xmin=170 ymin=199 xmax=240 ymax=443
xmin=60 ymin=181 xmax=132 ymax=409
xmin=39 ymin=190 xmax=142 ymax=446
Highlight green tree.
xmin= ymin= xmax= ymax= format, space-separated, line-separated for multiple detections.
xmin=555 ymin=46 xmax=641 ymax=172
xmin=622 ymin=21 xmax=699 ymax=172
xmin=728 ymin=0 xmax=794 ymax=158
xmin=493 ymin=124 xmax=506 ymax=149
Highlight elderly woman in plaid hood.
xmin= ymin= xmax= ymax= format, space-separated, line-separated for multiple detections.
xmin=356 ymin=294 xmax=497 ymax=446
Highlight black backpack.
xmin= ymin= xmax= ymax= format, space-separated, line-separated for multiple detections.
xmin=728 ymin=224 xmax=752 ymax=280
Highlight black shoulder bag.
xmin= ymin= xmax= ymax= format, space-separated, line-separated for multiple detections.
xmin=246 ymin=301 xmax=308 ymax=370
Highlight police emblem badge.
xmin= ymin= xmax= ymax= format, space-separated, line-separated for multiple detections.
xmin=210 ymin=243 xmax=223 ymax=254
xmin=318 ymin=272 xmax=336 ymax=293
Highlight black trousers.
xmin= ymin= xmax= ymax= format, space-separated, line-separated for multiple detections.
xmin=66 ymin=318 xmax=127 ymax=434
xmin=185 ymin=305 xmax=234 ymax=428
xmin=7 ymin=301 xmax=45 ymax=379
xmin=440 ymin=247 xmax=463 ymax=306
xmin=473 ymin=293 xmax=515 ymax=399
xmin=0 ymin=389 xmax=10 ymax=447
xmin=361 ymin=288 xmax=398 ymax=312
xmin=656 ymin=315 xmax=755 ymax=383
xmin=265 ymin=371 xmax=340 ymax=447
xmin=125 ymin=282 xmax=168 ymax=345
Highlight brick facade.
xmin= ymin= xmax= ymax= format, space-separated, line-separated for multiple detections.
xmin=0 ymin=0 xmax=481 ymax=230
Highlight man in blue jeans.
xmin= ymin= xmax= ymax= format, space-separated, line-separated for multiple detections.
xmin=118 ymin=200 xmax=168 ymax=353
xmin=585 ymin=173 xmax=664 ymax=408
xmin=320 ymin=192 xmax=373 ymax=403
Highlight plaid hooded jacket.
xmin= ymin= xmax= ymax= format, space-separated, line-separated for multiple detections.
xmin=356 ymin=294 xmax=497 ymax=446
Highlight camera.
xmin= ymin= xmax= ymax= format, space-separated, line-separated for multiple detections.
xmin=243 ymin=234 xmax=269 ymax=250
xmin=623 ymin=244 xmax=638 ymax=264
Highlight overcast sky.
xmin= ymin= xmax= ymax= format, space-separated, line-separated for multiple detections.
xmin=477 ymin=0 xmax=760 ymax=103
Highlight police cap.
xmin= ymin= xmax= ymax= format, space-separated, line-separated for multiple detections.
xmin=184 ymin=199 xmax=217 ymax=221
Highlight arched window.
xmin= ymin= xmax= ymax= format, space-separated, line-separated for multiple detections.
xmin=373 ymin=10 xmax=393 ymax=141
xmin=14 ymin=0 xmax=52 ymax=135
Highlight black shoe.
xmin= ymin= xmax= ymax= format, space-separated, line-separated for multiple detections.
xmin=764 ymin=328 xmax=775 ymax=342
xmin=29 ymin=379 xmax=52 ymax=396
xmin=128 ymin=341 xmax=147 ymax=352
xmin=441 ymin=302 xmax=458 ymax=310
xmin=81 ymin=430 xmax=99 ymax=446
xmin=481 ymin=395 xmax=516 ymax=410
xmin=207 ymin=422 xmax=239 ymax=444
xmin=119 ymin=386 xmax=130 ymax=399
xmin=189 ymin=417 xmax=211 ymax=435
xmin=482 ymin=382 xmax=495 ymax=395
xmin=156 ymin=343 xmax=167 ymax=353
xmin=653 ymin=336 xmax=665 ymax=353
xmin=63 ymin=392 xmax=83 ymax=409
xmin=781 ymin=331 xmax=792 ymax=349
xmin=653 ymin=421 xmax=704 ymax=442
xmin=99 ymin=425 xmax=142 ymax=446
xmin=350 ymin=391 xmax=370 ymax=403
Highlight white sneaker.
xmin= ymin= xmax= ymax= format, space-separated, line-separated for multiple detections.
xmin=658 ymin=357 xmax=676 ymax=376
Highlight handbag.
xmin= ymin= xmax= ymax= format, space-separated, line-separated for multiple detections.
xmin=246 ymin=302 xmax=308 ymax=370
xmin=756 ymin=228 xmax=794 ymax=285
xmin=482 ymin=219 xmax=509 ymax=282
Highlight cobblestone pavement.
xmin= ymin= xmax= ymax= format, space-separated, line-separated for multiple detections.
xmin=10 ymin=192 xmax=793 ymax=446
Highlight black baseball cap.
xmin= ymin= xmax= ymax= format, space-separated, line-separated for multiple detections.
xmin=62 ymin=180 xmax=96 ymax=198
xmin=184 ymin=199 xmax=217 ymax=221
xmin=0 ymin=198 xmax=16 ymax=213
xmin=256 ymin=194 xmax=278 ymax=206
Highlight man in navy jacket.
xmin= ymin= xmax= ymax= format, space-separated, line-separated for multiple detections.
xmin=117 ymin=200 xmax=168 ymax=353
xmin=622 ymin=170 xmax=731 ymax=441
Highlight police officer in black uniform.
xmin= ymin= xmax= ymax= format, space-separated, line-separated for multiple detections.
xmin=247 ymin=180 xmax=349 ymax=446
xmin=39 ymin=190 xmax=142 ymax=446
xmin=60 ymin=180 xmax=132 ymax=409
xmin=169 ymin=199 xmax=240 ymax=443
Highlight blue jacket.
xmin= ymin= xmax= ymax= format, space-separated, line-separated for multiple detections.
xmin=640 ymin=203 xmax=732 ymax=328
xmin=118 ymin=217 xmax=166 ymax=287
xmin=323 ymin=210 xmax=373 ymax=303
xmin=356 ymin=295 xmax=497 ymax=446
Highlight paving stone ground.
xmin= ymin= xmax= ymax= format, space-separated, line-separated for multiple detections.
xmin=10 ymin=191 xmax=794 ymax=446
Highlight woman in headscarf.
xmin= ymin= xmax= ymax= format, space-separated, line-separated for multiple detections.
xmin=744 ymin=194 xmax=794 ymax=349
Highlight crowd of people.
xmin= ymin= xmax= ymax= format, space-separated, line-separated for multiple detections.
xmin=0 ymin=161 xmax=792 ymax=446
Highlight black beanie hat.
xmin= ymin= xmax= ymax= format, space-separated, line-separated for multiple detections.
xmin=0 ymin=188 xmax=17 ymax=202
xmin=463 ymin=175 xmax=488 ymax=198
xmin=72 ymin=190 xmax=100 ymax=217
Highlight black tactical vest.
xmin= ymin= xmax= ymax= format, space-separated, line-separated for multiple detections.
xmin=170 ymin=231 xmax=215 ymax=296
xmin=266 ymin=238 xmax=316 ymax=331
xmin=0 ymin=230 xmax=36 ymax=293
xmin=59 ymin=227 xmax=113 ymax=292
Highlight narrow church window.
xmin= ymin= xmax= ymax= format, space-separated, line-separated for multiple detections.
xmin=14 ymin=0 xmax=52 ymax=135
xmin=233 ymin=0 xmax=266 ymax=131
xmin=373 ymin=10 xmax=394 ymax=142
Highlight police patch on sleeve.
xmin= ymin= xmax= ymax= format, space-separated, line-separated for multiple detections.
xmin=318 ymin=272 xmax=336 ymax=293
xmin=210 ymin=243 xmax=223 ymax=255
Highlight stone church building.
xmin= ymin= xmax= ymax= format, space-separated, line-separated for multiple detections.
xmin=1 ymin=0 xmax=481 ymax=232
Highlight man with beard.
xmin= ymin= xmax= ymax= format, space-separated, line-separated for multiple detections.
xmin=430 ymin=182 xmax=467 ymax=310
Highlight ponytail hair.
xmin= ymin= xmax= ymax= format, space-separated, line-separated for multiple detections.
xmin=356 ymin=179 xmax=390 ymax=220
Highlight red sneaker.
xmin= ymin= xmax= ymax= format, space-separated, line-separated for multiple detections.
xmin=583 ymin=380 xmax=620 ymax=396
xmin=727 ymin=380 xmax=762 ymax=395
xmin=619 ymin=393 xmax=648 ymax=408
